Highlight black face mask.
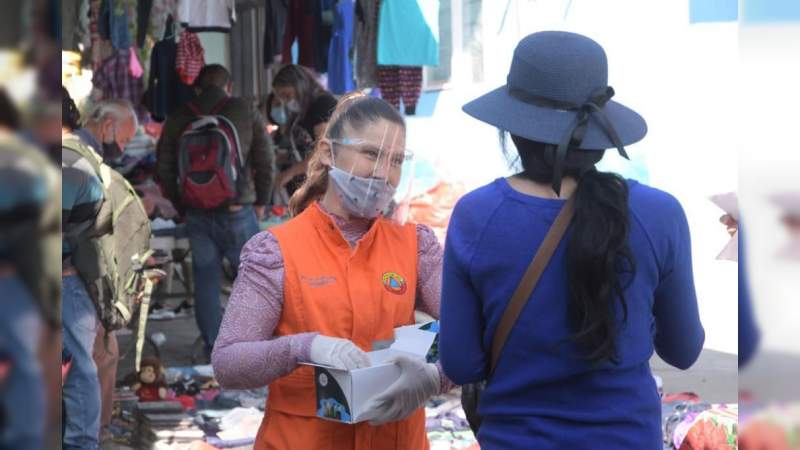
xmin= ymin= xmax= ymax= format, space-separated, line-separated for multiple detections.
xmin=102 ymin=129 xmax=123 ymax=161
xmin=102 ymin=141 xmax=123 ymax=161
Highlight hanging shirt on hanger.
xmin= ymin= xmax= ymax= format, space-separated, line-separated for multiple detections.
xmin=178 ymin=0 xmax=236 ymax=33
xmin=144 ymin=17 xmax=196 ymax=122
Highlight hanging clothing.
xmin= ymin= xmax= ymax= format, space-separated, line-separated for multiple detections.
xmin=353 ymin=0 xmax=379 ymax=88
xmin=145 ymin=20 xmax=195 ymax=122
xmin=129 ymin=50 xmax=144 ymax=78
xmin=327 ymin=0 xmax=356 ymax=94
xmin=176 ymin=31 xmax=206 ymax=85
xmin=136 ymin=0 xmax=154 ymax=47
xmin=377 ymin=0 xmax=439 ymax=67
xmin=123 ymin=0 xmax=139 ymax=50
xmin=92 ymin=48 xmax=145 ymax=116
xmin=254 ymin=203 xmax=430 ymax=450
xmin=377 ymin=66 xmax=423 ymax=113
xmin=77 ymin=0 xmax=92 ymax=50
xmin=62 ymin=0 xmax=82 ymax=51
xmin=89 ymin=0 xmax=103 ymax=69
xmin=87 ymin=0 xmax=114 ymax=70
xmin=264 ymin=0 xmax=290 ymax=65
xmin=178 ymin=0 xmax=236 ymax=33
xmin=282 ymin=0 xmax=317 ymax=69
xmin=148 ymin=0 xmax=180 ymax=43
xmin=98 ymin=0 xmax=133 ymax=49
xmin=312 ymin=0 xmax=335 ymax=73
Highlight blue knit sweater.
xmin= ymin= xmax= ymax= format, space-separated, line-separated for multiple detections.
xmin=440 ymin=178 xmax=705 ymax=449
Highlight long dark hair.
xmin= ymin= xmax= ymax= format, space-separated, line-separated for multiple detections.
xmin=289 ymin=94 xmax=405 ymax=216
xmin=272 ymin=64 xmax=327 ymax=117
xmin=504 ymin=133 xmax=636 ymax=365
xmin=62 ymin=86 xmax=81 ymax=131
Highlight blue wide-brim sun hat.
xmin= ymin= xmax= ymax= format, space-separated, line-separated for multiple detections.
xmin=463 ymin=31 xmax=647 ymax=151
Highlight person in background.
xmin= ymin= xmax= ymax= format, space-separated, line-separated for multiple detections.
xmin=0 ymin=88 xmax=59 ymax=450
xmin=270 ymin=64 xmax=338 ymax=196
xmin=156 ymin=64 xmax=274 ymax=357
xmin=62 ymin=90 xmax=130 ymax=446
xmin=75 ymin=99 xmax=139 ymax=163
xmin=212 ymin=95 xmax=454 ymax=449
xmin=17 ymin=88 xmax=66 ymax=163
xmin=439 ymin=32 xmax=705 ymax=449
xmin=62 ymin=100 xmax=139 ymax=450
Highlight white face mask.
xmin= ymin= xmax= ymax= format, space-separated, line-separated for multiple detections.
xmin=328 ymin=166 xmax=396 ymax=219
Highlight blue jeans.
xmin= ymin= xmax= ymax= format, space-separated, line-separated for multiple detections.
xmin=0 ymin=276 xmax=44 ymax=450
xmin=61 ymin=275 xmax=100 ymax=450
xmin=187 ymin=206 xmax=260 ymax=354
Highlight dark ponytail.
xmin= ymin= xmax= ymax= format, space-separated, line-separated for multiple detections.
xmin=509 ymin=134 xmax=635 ymax=365
xmin=62 ymin=86 xmax=81 ymax=131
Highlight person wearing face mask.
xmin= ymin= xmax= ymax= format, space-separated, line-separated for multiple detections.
xmin=61 ymin=99 xmax=139 ymax=450
xmin=75 ymin=99 xmax=139 ymax=163
xmin=211 ymin=95 xmax=455 ymax=449
xmin=270 ymin=64 xmax=338 ymax=196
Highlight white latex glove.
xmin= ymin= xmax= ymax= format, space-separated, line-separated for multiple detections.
xmin=309 ymin=335 xmax=371 ymax=370
xmin=363 ymin=355 xmax=440 ymax=426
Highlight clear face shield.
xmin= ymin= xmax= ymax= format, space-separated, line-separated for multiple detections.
xmin=329 ymin=122 xmax=415 ymax=224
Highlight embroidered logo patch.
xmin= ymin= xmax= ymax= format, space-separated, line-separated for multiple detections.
xmin=382 ymin=272 xmax=407 ymax=295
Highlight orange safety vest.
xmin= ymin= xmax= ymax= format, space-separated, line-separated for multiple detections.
xmin=255 ymin=202 xmax=429 ymax=450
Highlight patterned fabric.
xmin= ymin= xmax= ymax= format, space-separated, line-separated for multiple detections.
xmin=175 ymin=31 xmax=205 ymax=85
xmin=92 ymin=48 xmax=145 ymax=114
xmin=377 ymin=65 xmax=423 ymax=110
xmin=212 ymin=204 xmax=454 ymax=393
xmin=671 ymin=404 xmax=738 ymax=449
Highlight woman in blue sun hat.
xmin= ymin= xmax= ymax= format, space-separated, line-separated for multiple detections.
xmin=439 ymin=31 xmax=705 ymax=449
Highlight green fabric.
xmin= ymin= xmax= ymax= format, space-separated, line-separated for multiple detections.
xmin=62 ymin=136 xmax=152 ymax=331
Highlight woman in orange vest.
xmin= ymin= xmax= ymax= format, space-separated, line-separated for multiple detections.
xmin=212 ymin=95 xmax=453 ymax=449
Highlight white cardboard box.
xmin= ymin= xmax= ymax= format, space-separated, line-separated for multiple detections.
xmin=306 ymin=322 xmax=438 ymax=424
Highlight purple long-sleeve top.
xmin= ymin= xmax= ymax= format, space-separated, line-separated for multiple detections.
xmin=212 ymin=206 xmax=455 ymax=394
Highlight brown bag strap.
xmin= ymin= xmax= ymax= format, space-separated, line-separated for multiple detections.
xmin=489 ymin=194 xmax=576 ymax=375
